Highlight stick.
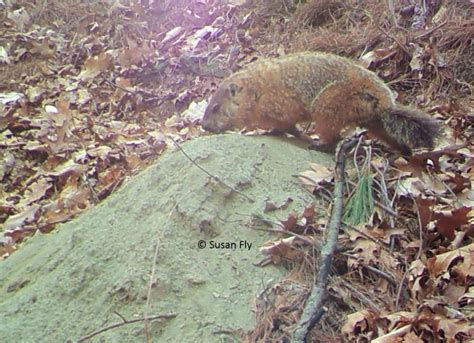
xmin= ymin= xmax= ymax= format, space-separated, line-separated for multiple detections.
xmin=168 ymin=136 xmax=254 ymax=203
xmin=376 ymin=25 xmax=411 ymax=56
xmin=143 ymin=194 xmax=190 ymax=341
xmin=414 ymin=20 xmax=447 ymax=41
xmin=291 ymin=138 xmax=357 ymax=342
xmin=76 ymin=312 xmax=177 ymax=342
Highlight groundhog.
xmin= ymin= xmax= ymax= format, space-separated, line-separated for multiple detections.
xmin=201 ymin=52 xmax=442 ymax=156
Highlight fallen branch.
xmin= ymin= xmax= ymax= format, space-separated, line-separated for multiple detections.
xmin=76 ymin=312 xmax=177 ymax=342
xmin=291 ymin=138 xmax=357 ymax=342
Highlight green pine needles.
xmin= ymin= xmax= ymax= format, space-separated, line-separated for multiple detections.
xmin=343 ymin=173 xmax=374 ymax=225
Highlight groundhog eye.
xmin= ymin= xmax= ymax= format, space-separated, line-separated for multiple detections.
xmin=229 ymin=83 xmax=240 ymax=96
xmin=212 ymin=104 xmax=220 ymax=113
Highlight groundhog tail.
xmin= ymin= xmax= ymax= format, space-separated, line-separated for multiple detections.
xmin=380 ymin=106 xmax=442 ymax=150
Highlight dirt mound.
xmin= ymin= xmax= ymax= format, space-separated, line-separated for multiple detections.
xmin=0 ymin=134 xmax=331 ymax=342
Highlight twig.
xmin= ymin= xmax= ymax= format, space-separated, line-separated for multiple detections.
xmin=35 ymin=218 xmax=73 ymax=231
xmin=0 ymin=142 xmax=26 ymax=148
xmin=395 ymin=264 xmax=410 ymax=311
xmin=114 ymin=311 xmax=127 ymax=322
xmin=143 ymin=194 xmax=188 ymax=342
xmin=413 ymin=200 xmax=424 ymax=260
xmin=291 ymin=138 xmax=357 ymax=342
xmin=35 ymin=0 xmax=48 ymax=21
xmin=386 ymin=0 xmax=398 ymax=29
xmin=254 ymin=226 xmax=317 ymax=247
xmin=103 ymin=78 xmax=139 ymax=95
xmin=339 ymin=277 xmax=380 ymax=311
xmin=76 ymin=312 xmax=177 ymax=342
xmin=372 ymin=162 xmax=397 ymax=226
xmin=364 ymin=265 xmax=398 ymax=286
xmin=414 ymin=20 xmax=448 ymax=41
xmin=353 ymin=135 xmax=364 ymax=178
xmin=376 ymin=25 xmax=411 ymax=56
xmin=374 ymin=199 xmax=398 ymax=216
xmin=168 ymin=136 xmax=255 ymax=203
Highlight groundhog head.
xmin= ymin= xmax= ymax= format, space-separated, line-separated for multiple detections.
xmin=201 ymin=81 xmax=243 ymax=132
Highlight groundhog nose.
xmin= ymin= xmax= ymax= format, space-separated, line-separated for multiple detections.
xmin=201 ymin=119 xmax=214 ymax=132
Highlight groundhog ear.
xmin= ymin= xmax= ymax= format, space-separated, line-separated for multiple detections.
xmin=228 ymin=83 xmax=242 ymax=96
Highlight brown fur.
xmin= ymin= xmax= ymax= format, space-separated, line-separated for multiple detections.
xmin=201 ymin=52 xmax=441 ymax=155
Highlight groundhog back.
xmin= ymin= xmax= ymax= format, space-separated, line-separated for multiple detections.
xmin=202 ymin=53 xmax=390 ymax=134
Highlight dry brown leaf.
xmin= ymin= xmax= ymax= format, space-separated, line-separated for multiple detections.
xmin=348 ymin=239 xmax=380 ymax=268
xmin=78 ymin=52 xmax=113 ymax=80
xmin=431 ymin=206 xmax=471 ymax=240
xmin=295 ymin=163 xmax=333 ymax=193
xmin=342 ymin=310 xmax=377 ymax=340
xmin=3 ymin=204 xmax=40 ymax=232
xmin=278 ymin=211 xmax=298 ymax=231
xmin=24 ymin=178 xmax=52 ymax=205
xmin=259 ymin=236 xmax=306 ymax=264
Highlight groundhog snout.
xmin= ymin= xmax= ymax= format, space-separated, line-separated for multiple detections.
xmin=201 ymin=118 xmax=215 ymax=132
xmin=201 ymin=105 xmax=234 ymax=132
xmin=201 ymin=114 xmax=222 ymax=132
